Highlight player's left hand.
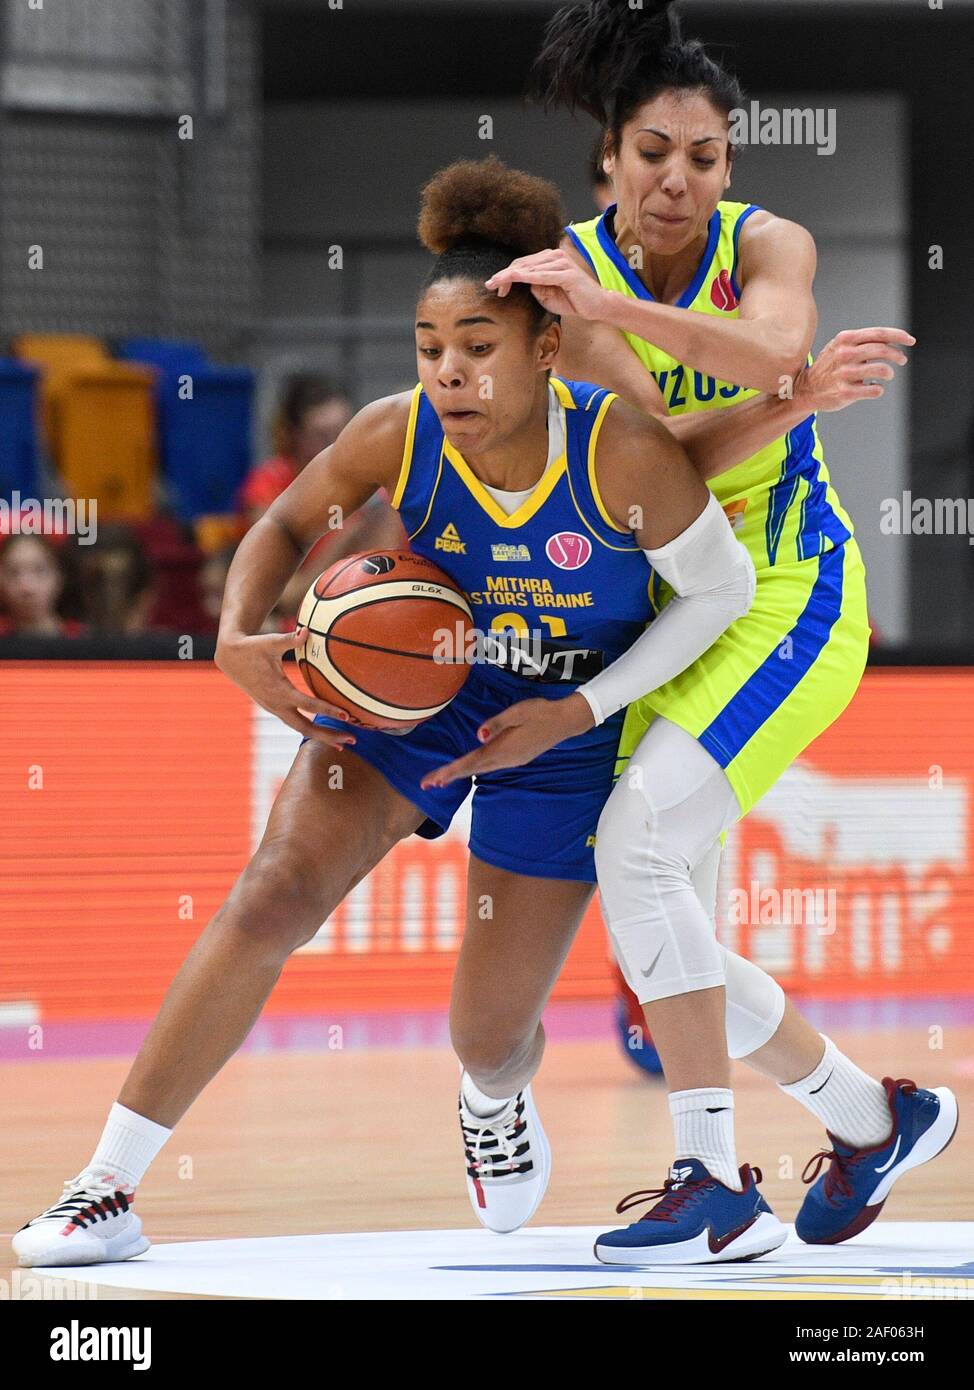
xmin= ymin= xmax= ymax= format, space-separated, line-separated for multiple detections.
xmin=420 ymin=692 xmax=595 ymax=788
xmin=795 ymin=326 xmax=915 ymax=411
xmin=485 ymin=250 xmax=611 ymax=321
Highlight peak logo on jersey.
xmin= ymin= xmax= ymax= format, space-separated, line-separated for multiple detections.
xmin=710 ymin=268 xmax=739 ymax=311
xmin=491 ymin=542 xmax=531 ymax=562
xmin=435 ymin=522 xmax=466 ymax=555
xmin=545 ymin=531 xmax=592 ymax=570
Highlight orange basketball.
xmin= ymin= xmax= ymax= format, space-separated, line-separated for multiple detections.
xmin=296 ymin=550 xmax=474 ymax=729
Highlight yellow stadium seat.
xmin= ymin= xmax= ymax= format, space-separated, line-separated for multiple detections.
xmin=12 ymin=334 xmax=110 ymax=451
xmin=12 ymin=332 xmax=108 ymax=368
xmin=57 ymin=366 xmax=158 ymax=520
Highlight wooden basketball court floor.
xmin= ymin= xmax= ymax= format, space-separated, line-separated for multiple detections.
xmin=2 ymin=1009 xmax=972 ymax=1300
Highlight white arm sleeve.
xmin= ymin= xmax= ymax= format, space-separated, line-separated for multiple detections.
xmin=578 ymin=491 xmax=756 ymax=725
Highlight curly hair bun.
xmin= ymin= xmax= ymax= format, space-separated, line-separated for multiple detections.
xmin=417 ymin=156 xmax=565 ymax=259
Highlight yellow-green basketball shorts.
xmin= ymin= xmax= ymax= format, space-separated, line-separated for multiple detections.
xmin=616 ymin=538 xmax=870 ymax=819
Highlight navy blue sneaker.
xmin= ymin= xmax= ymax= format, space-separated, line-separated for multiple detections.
xmin=796 ymin=1077 xmax=959 ymax=1246
xmin=595 ymin=1158 xmax=787 ymax=1265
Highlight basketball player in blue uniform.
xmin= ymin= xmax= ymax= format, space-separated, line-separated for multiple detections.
xmin=13 ymin=156 xmax=913 ymax=1267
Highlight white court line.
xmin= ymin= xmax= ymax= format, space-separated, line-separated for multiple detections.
xmin=28 ymin=1223 xmax=974 ymax=1301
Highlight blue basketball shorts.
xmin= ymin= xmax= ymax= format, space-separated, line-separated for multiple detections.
xmin=308 ymin=665 xmax=626 ymax=883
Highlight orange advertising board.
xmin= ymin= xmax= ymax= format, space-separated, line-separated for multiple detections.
xmin=1 ymin=663 xmax=973 ymax=1021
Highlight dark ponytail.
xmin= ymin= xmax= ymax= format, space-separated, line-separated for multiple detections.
xmin=530 ymin=0 xmax=744 ymax=148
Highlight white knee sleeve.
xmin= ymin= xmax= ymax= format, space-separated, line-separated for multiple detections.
xmin=690 ymin=838 xmax=722 ymax=928
xmin=598 ymin=717 xmax=785 ymax=1047
xmin=687 ymin=833 xmax=785 ymax=1057
xmin=596 ymin=718 xmax=738 ymax=1006
xmin=718 ymin=944 xmax=786 ymax=1058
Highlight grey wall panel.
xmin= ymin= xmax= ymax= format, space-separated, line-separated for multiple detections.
xmin=0 ymin=122 xmax=161 ymax=336
xmin=358 ymin=249 xmax=429 ymax=317
xmin=717 ymin=95 xmax=909 ymax=642
xmin=263 ymin=101 xmax=597 ymax=243
xmin=262 ymin=248 xmax=348 ymax=318
xmin=809 ymin=242 xmax=909 ymax=646
xmin=0 ymin=0 xmax=259 ymax=359
xmin=1 ymin=0 xmax=194 ymax=115
xmin=153 ymin=0 xmax=259 ymax=358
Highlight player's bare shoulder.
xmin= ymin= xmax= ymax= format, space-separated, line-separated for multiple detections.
xmin=269 ymin=388 xmax=415 ymax=546
xmin=737 ymin=209 xmax=816 ymax=278
xmin=591 ymin=395 xmax=701 ymax=530
xmin=337 ymin=389 xmax=416 ymax=491
xmin=598 ymin=395 xmax=686 ymax=469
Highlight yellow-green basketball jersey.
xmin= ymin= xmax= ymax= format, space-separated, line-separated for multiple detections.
xmin=566 ymin=200 xmax=871 ymax=817
xmin=566 ymin=200 xmax=856 ymax=585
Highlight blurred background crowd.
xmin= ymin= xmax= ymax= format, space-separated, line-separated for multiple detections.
xmin=0 ymin=366 xmax=403 ymax=640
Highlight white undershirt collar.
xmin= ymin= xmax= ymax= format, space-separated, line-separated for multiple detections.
xmin=480 ymin=382 xmax=565 ymax=517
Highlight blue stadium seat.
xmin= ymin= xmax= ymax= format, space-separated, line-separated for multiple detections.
xmin=115 ymin=339 xmax=210 ymax=375
xmin=160 ymin=367 xmax=255 ymax=520
xmin=0 ymin=360 xmax=41 ymax=500
xmin=116 ymin=341 xmax=254 ymax=520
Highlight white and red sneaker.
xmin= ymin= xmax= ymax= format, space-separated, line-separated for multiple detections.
xmin=459 ymin=1081 xmax=551 ymax=1233
xmin=12 ymin=1170 xmax=149 ymax=1267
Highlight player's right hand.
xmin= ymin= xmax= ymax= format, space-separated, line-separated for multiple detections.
xmin=215 ymin=626 xmax=358 ymax=748
xmin=796 ymin=327 xmax=915 ymax=412
xmin=485 ymin=248 xmax=612 ymax=321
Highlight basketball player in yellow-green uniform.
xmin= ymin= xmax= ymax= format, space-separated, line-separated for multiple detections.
xmin=428 ymin=0 xmax=957 ymax=1262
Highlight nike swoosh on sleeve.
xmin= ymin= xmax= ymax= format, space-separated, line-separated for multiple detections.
xmin=641 ymin=945 xmax=665 ymax=978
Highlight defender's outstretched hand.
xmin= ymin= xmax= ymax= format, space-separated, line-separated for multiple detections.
xmin=421 ymin=693 xmax=594 ymax=788
xmin=797 ymin=327 xmax=915 ymax=412
xmin=485 ymin=249 xmax=610 ymax=321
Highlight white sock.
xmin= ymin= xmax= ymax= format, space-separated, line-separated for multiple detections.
xmin=668 ymin=1087 xmax=740 ymax=1190
xmin=85 ymin=1102 xmax=173 ymax=1188
xmin=778 ymin=1035 xmax=892 ymax=1148
xmin=460 ymin=1071 xmax=512 ymax=1119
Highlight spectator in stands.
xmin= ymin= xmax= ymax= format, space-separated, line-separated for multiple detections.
xmin=78 ymin=525 xmax=156 ymax=635
xmin=199 ymin=545 xmax=236 ymax=634
xmin=199 ymin=543 xmax=299 ymax=636
xmin=0 ymin=534 xmax=84 ymax=638
xmin=241 ymin=373 xmax=405 ymax=624
xmin=239 ymin=376 xmax=355 ymax=528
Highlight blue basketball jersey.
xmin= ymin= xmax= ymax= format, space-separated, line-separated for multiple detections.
xmin=390 ymin=375 xmax=654 ymax=686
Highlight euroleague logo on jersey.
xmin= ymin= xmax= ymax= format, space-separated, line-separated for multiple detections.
xmin=710 ymin=268 xmax=739 ymax=311
xmin=545 ymin=531 xmax=592 ymax=570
